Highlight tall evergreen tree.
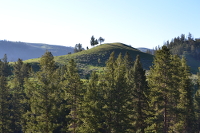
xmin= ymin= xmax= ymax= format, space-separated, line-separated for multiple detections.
xmin=194 ymin=89 xmax=200 ymax=132
xmin=79 ymin=71 xmax=104 ymax=133
xmin=24 ymin=51 xmax=62 ymax=132
xmin=175 ymin=57 xmax=195 ymax=132
xmin=124 ymin=52 xmax=133 ymax=70
xmin=62 ymin=59 xmax=82 ymax=132
xmin=165 ymin=55 xmax=184 ymax=132
xmin=127 ymin=55 xmax=149 ymax=133
xmin=0 ymin=75 xmax=12 ymax=133
xmin=112 ymin=53 xmax=130 ymax=132
xmin=12 ymin=59 xmax=30 ymax=87
xmin=1 ymin=54 xmax=10 ymax=77
xmin=101 ymin=51 xmax=116 ymax=133
xmin=99 ymin=52 xmax=131 ymax=132
xmin=10 ymin=58 xmax=30 ymax=132
xmin=0 ymin=60 xmax=12 ymax=132
xmin=194 ymin=67 xmax=200 ymax=132
xmin=147 ymin=46 xmax=174 ymax=132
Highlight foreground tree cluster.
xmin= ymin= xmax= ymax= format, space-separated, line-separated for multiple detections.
xmin=1 ymin=46 xmax=200 ymax=132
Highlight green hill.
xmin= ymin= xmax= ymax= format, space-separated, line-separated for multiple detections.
xmin=24 ymin=43 xmax=154 ymax=77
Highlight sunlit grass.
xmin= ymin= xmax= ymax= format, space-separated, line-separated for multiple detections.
xmin=23 ymin=43 xmax=154 ymax=78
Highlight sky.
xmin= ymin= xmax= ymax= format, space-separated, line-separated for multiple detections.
xmin=0 ymin=0 xmax=200 ymax=49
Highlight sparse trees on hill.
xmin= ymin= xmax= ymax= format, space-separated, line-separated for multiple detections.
xmin=74 ymin=43 xmax=84 ymax=53
xmin=91 ymin=36 xmax=103 ymax=46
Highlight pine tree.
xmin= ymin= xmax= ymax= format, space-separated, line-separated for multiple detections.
xmin=24 ymin=51 xmax=62 ymax=132
xmin=175 ymin=57 xmax=195 ymax=132
xmin=0 ymin=60 xmax=12 ymax=132
xmin=128 ymin=55 xmax=149 ymax=133
xmin=90 ymin=36 xmax=95 ymax=46
xmin=99 ymin=52 xmax=131 ymax=132
xmin=100 ymin=51 xmax=116 ymax=133
xmin=1 ymin=54 xmax=11 ymax=77
xmin=124 ymin=52 xmax=133 ymax=70
xmin=194 ymin=86 xmax=200 ymax=132
xmin=147 ymin=46 xmax=174 ymax=132
xmin=95 ymin=39 xmax=99 ymax=46
xmin=194 ymin=67 xmax=200 ymax=132
xmin=57 ymin=65 xmax=67 ymax=82
xmin=112 ymin=53 xmax=130 ymax=132
xmin=10 ymin=58 xmax=30 ymax=132
xmin=62 ymin=59 xmax=82 ymax=132
xmin=79 ymin=71 xmax=104 ymax=133
xmin=165 ymin=55 xmax=182 ymax=132
xmin=53 ymin=66 xmax=71 ymax=133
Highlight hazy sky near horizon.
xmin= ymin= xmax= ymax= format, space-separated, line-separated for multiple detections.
xmin=0 ymin=0 xmax=200 ymax=49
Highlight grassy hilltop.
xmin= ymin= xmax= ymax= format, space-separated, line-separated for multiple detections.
xmin=24 ymin=43 xmax=154 ymax=77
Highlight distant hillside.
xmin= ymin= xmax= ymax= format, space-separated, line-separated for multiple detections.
xmin=137 ymin=47 xmax=152 ymax=52
xmin=164 ymin=33 xmax=200 ymax=73
xmin=25 ymin=43 xmax=154 ymax=77
xmin=137 ymin=47 xmax=155 ymax=55
xmin=0 ymin=40 xmax=74 ymax=61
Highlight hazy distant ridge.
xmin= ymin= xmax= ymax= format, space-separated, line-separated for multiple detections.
xmin=0 ymin=40 xmax=74 ymax=61
xmin=137 ymin=47 xmax=153 ymax=52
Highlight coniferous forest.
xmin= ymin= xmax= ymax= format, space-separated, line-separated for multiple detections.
xmin=1 ymin=46 xmax=200 ymax=133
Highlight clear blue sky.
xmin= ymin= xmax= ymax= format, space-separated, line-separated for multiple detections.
xmin=0 ymin=0 xmax=200 ymax=49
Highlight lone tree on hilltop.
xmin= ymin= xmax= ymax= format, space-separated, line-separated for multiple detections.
xmin=98 ymin=37 xmax=105 ymax=45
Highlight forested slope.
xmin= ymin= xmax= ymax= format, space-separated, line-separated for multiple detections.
xmin=164 ymin=33 xmax=200 ymax=73
xmin=1 ymin=46 xmax=200 ymax=132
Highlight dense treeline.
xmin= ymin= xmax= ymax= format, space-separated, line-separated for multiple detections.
xmin=146 ymin=33 xmax=200 ymax=59
xmin=164 ymin=33 xmax=200 ymax=60
xmin=1 ymin=46 xmax=200 ymax=132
